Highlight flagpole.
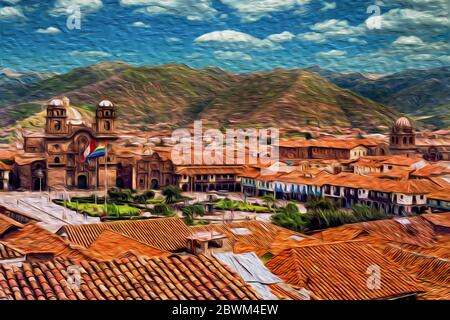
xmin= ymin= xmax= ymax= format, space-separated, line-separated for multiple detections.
xmin=95 ymin=158 xmax=98 ymax=204
xmin=104 ymin=144 xmax=108 ymax=212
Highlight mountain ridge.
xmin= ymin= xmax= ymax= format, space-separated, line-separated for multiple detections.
xmin=2 ymin=61 xmax=446 ymax=142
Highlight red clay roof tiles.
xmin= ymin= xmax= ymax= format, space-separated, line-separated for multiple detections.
xmin=0 ymin=254 xmax=260 ymax=300
xmin=266 ymin=241 xmax=424 ymax=300
xmin=59 ymin=217 xmax=191 ymax=252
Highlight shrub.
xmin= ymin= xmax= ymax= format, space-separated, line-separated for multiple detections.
xmin=162 ymin=185 xmax=183 ymax=204
xmin=108 ymin=187 xmax=133 ymax=202
xmin=182 ymin=204 xmax=206 ymax=225
xmin=271 ymin=202 xmax=305 ymax=232
xmin=152 ymin=203 xmax=175 ymax=217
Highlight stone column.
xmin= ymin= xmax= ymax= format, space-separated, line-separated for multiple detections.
xmin=3 ymin=170 xmax=9 ymax=191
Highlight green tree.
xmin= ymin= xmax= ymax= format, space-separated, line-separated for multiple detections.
xmin=262 ymin=193 xmax=277 ymax=211
xmin=271 ymin=202 xmax=305 ymax=232
xmin=182 ymin=204 xmax=206 ymax=225
xmin=162 ymin=185 xmax=183 ymax=204
xmin=152 ymin=203 xmax=175 ymax=217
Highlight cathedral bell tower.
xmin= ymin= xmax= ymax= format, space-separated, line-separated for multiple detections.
xmin=45 ymin=97 xmax=69 ymax=135
xmin=389 ymin=116 xmax=417 ymax=156
xmin=95 ymin=100 xmax=116 ymax=134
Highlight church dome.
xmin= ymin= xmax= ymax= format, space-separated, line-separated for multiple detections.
xmin=48 ymin=98 xmax=64 ymax=107
xmin=98 ymin=100 xmax=114 ymax=107
xmin=393 ymin=116 xmax=413 ymax=132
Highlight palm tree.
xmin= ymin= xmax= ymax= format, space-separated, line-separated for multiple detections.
xmin=162 ymin=185 xmax=182 ymax=204
xmin=271 ymin=202 xmax=305 ymax=232
xmin=262 ymin=193 xmax=276 ymax=211
xmin=182 ymin=204 xmax=206 ymax=225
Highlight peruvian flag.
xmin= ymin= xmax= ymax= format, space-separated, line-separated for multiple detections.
xmin=81 ymin=139 xmax=96 ymax=162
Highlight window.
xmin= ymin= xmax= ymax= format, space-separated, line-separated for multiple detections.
xmin=104 ymin=120 xmax=111 ymax=130
xmin=54 ymin=157 xmax=60 ymax=164
xmin=54 ymin=120 xmax=61 ymax=131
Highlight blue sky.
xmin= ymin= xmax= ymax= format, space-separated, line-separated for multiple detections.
xmin=0 ymin=0 xmax=448 ymax=74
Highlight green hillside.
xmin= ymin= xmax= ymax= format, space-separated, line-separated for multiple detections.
xmin=0 ymin=62 xmax=409 ymax=141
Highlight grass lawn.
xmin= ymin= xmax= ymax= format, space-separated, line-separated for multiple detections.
xmin=214 ymin=199 xmax=270 ymax=213
xmin=58 ymin=201 xmax=141 ymax=217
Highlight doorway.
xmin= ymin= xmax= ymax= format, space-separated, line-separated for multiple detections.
xmin=77 ymin=175 xmax=88 ymax=189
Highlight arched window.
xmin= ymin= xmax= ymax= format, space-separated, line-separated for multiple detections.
xmin=54 ymin=120 xmax=61 ymax=131
xmin=54 ymin=157 xmax=60 ymax=164
xmin=409 ymin=136 xmax=413 ymax=144
xmin=403 ymin=137 xmax=407 ymax=144
xmin=104 ymin=120 xmax=111 ymax=131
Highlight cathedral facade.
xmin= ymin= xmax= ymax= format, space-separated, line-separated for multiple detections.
xmin=13 ymin=98 xmax=119 ymax=191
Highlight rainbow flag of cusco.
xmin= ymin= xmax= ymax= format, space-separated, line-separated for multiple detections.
xmin=86 ymin=144 xmax=106 ymax=161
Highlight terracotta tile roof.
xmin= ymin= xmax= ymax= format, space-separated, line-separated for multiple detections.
xmin=279 ymin=138 xmax=378 ymax=150
xmin=421 ymin=212 xmax=450 ymax=229
xmin=0 ymin=242 xmax=24 ymax=260
xmin=383 ymin=245 xmax=449 ymax=286
xmin=412 ymin=164 xmax=450 ymax=177
xmin=176 ymin=166 xmax=244 ymax=176
xmin=2 ymin=224 xmax=95 ymax=262
xmin=0 ymin=254 xmax=260 ymax=300
xmin=317 ymin=172 xmax=439 ymax=194
xmin=59 ymin=217 xmax=191 ymax=252
xmin=88 ymin=230 xmax=169 ymax=259
xmin=13 ymin=154 xmax=47 ymax=166
xmin=427 ymin=189 xmax=450 ymax=202
xmin=266 ymin=241 xmax=423 ymax=300
xmin=381 ymin=155 xmax=424 ymax=166
xmin=382 ymin=245 xmax=450 ymax=300
xmin=238 ymin=166 xmax=261 ymax=179
xmin=192 ymin=221 xmax=318 ymax=257
xmin=0 ymin=214 xmax=24 ymax=237
xmin=0 ymin=149 xmax=20 ymax=160
xmin=367 ymin=167 xmax=413 ymax=180
xmin=0 ymin=162 xmax=12 ymax=170
xmin=310 ymin=216 xmax=443 ymax=248
xmin=276 ymin=170 xmax=332 ymax=186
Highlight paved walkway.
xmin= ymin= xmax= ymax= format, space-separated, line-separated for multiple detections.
xmin=0 ymin=192 xmax=100 ymax=232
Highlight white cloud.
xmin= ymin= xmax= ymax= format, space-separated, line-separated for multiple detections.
xmin=214 ymin=50 xmax=252 ymax=61
xmin=299 ymin=19 xmax=361 ymax=43
xmin=316 ymin=49 xmax=346 ymax=58
xmin=195 ymin=30 xmax=279 ymax=50
xmin=121 ymin=0 xmax=218 ymax=21
xmin=392 ymin=36 xmax=424 ymax=46
xmin=49 ymin=0 xmax=103 ymax=16
xmin=36 ymin=27 xmax=62 ymax=34
xmin=377 ymin=8 xmax=449 ymax=32
xmin=320 ymin=1 xmax=336 ymax=11
xmin=166 ymin=37 xmax=181 ymax=43
xmin=348 ymin=38 xmax=367 ymax=45
xmin=0 ymin=6 xmax=25 ymax=20
xmin=131 ymin=21 xmax=149 ymax=27
xmin=298 ymin=32 xmax=326 ymax=43
xmin=70 ymin=50 xmax=112 ymax=58
xmin=220 ymin=0 xmax=310 ymax=22
xmin=267 ymin=31 xmax=295 ymax=42
xmin=1 ymin=0 xmax=21 ymax=4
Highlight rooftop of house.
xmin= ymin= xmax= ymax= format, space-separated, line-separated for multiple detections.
xmin=87 ymin=230 xmax=169 ymax=260
xmin=266 ymin=241 xmax=424 ymax=300
xmin=0 ymin=254 xmax=260 ymax=300
xmin=278 ymin=138 xmax=381 ymax=150
xmin=1 ymin=223 xmax=97 ymax=262
xmin=58 ymin=217 xmax=191 ymax=252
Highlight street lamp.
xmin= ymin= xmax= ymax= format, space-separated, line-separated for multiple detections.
xmin=35 ymin=168 xmax=44 ymax=193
